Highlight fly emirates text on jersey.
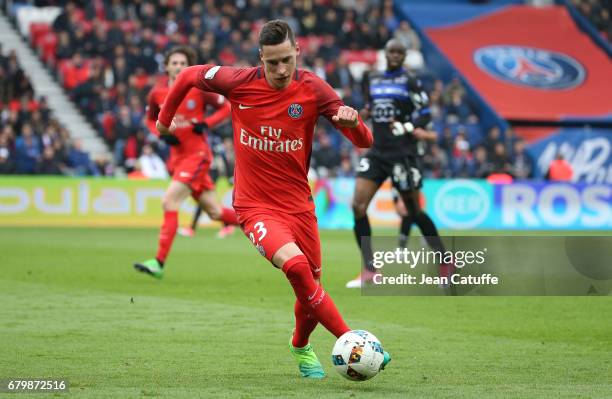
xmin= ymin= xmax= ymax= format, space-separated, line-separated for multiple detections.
xmin=239 ymin=125 xmax=304 ymax=153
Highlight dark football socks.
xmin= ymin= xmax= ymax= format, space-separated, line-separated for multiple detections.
xmin=414 ymin=211 xmax=445 ymax=252
xmin=353 ymin=215 xmax=376 ymax=272
xmin=399 ymin=215 xmax=413 ymax=248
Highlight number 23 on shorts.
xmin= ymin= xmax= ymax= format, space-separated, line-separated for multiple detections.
xmin=247 ymin=221 xmax=268 ymax=258
xmin=248 ymin=221 xmax=267 ymax=244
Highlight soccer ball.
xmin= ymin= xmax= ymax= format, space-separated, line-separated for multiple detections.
xmin=331 ymin=330 xmax=385 ymax=381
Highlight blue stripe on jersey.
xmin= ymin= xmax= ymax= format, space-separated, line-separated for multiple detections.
xmin=371 ymin=94 xmax=408 ymax=101
xmin=370 ymin=84 xmax=409 ymax=98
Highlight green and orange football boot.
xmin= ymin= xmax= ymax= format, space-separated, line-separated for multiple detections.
xmin=289 ymin=340 xmax=325 ymax=379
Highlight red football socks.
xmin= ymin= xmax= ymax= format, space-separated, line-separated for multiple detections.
xmin=221 ymin=207 xmax=239 ymax=226
xmin=156 ymin=210 xmax=178 ymax=263
xmin=283 ymin=255 xmax=350 ymax=338
xmin=292 ymin=300 xmax=318 ymax=348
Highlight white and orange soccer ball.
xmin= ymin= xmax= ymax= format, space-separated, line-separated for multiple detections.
xmin=331 ymin=330 xmax=385 ymax=381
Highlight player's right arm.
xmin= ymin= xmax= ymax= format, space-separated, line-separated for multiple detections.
xmin=147 ymin=88 xmax=180 ymax=145
xmin=157 ymin=65 xmax=247 ymax=135
xmin=312 ymin=75 xmax=373 ymax=148
xmin=157 ymin=67 xmax=202 ymax=134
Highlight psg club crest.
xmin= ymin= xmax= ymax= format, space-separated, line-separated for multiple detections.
xmin=256 ymin=243 xmax=266 ymax=257
xmin=473 ymin=45 xmax=585 ymax=90
xmin=288 ymin=103 xmax=303 ymax=119
xmin=186 ymin=99 xmax=196 ymax=110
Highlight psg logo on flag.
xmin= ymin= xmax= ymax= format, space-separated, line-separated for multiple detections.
xmin=288 ymin=103 xmax=303 ymax=119
xmin=473 ymin=45 xmax=585 ymax=90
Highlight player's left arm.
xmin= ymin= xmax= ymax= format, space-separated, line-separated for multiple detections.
xmin=203 ymin=94 xmax=231 ymax=129
xmin=408 ymin=76 xmax=432 ymax=129
xmin=158 ymin=65 xmax=246 ymax=135
xmin=313 ymin=77 xmax=373 ymax=148
xmin=146 ymin=88 xmax=180 ymax=145
xmin=192 ymin=94 xmax=231 ymax=134
xmin=391 ymin=76 xmax=432 ymax=137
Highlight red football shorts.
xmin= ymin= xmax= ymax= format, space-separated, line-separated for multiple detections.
xmin=236 ymin=207 xmax=322 ymax=279
xmin=172 ymin=154 xmax=214 ymax=200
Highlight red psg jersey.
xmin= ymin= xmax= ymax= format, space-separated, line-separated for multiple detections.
xmin=159 ymin=65 xmax=372 ymax=213
xmin=146 ymin=76 xmax=230 ymax=160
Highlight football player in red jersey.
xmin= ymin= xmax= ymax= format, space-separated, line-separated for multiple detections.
xmin=134 ymin=46 xmax=238 ymax=279
xmin=155 ymin=21 xmax=391 ymax=379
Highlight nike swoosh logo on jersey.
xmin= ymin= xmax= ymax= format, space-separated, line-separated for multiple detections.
xmin=238 ymin=104 xmax=254 ymax=109
xmin=179 ymin=172 xmax=191 ymax=178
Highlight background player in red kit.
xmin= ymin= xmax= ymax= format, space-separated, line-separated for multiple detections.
xmin=134 ymin=46 xmax=238 ymax=279
xmin=156 ymin=21 xmax=391 ymax=378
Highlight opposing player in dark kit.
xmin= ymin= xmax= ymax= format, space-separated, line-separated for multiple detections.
xmin=348 ymin=39 xmax=452 ymax=288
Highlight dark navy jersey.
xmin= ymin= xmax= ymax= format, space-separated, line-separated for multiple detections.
xmin=363 ymin=68 xmax=431 ymax=157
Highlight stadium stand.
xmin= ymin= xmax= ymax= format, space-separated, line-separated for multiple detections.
xmin=397 ymin=0 xmax=611 ymax=183
xmin=571 ymin=0 xmax=612 ymax=42
xmin=0 ymin=44 xmax=110 ymax=175
xmin=8 ymin=0 xmax=606 ymax=181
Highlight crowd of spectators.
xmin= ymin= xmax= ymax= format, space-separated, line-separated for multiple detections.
xmin=422 ymin=126 xmax=534 ymax=180
xmin=310 ymin=74 xmax=534 ymax=180
xmin=0 ymin=44 xmax=111 ymax=175
xmin=33 ymin=0 xmax=414 ymax=178
xmin=572 ymin=0 xmax=611 ymax=42
xmin=5 ymin=0 xmax=538 ymax=181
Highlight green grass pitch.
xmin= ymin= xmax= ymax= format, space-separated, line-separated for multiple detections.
xmin=1 ymin=227 xmax=610 ymax=398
